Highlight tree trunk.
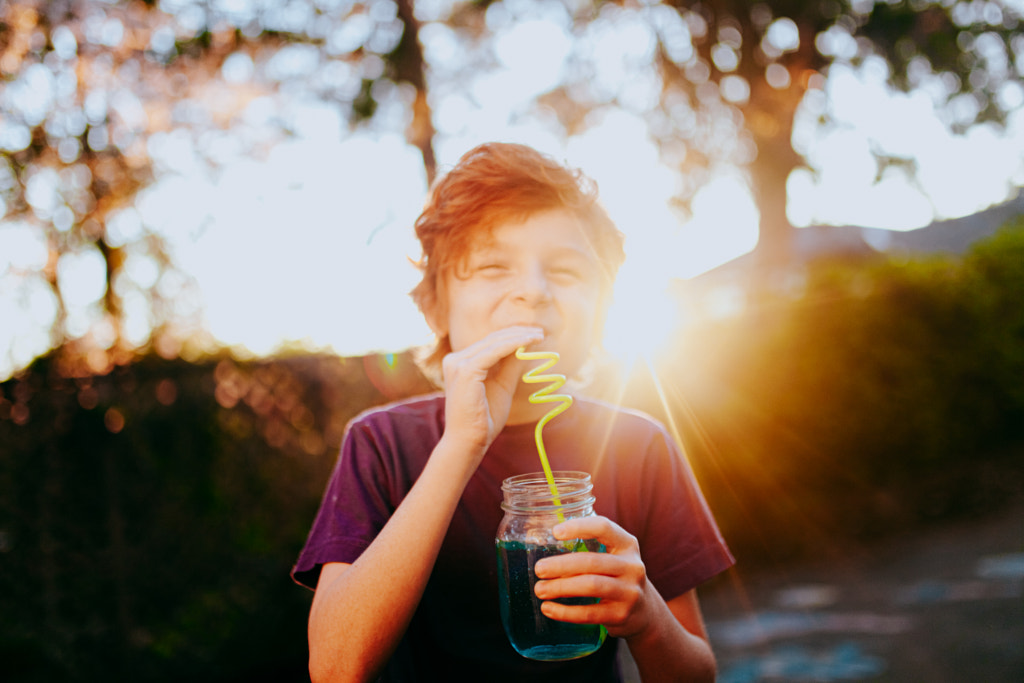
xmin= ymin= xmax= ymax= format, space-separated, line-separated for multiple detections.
xmin=747 ymin=120 xmax=801 ymax=276
xmin=741 ymin=19 xmax=823 ymax=286
xmin=394 ymin=0 xmax=437 ymax=186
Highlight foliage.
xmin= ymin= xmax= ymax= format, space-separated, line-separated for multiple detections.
xmin=3 ymin=0 xmax=1021 ymax=381
xmin=646 ymin=219 xmax=1024 ymax=563
xmin=532 ymin=0 xmax=1024 ymax=264
xmin=0 ymin=348 xmax=432 ymax=682
xmin=0 ymin=0 xmax=434 ymax=375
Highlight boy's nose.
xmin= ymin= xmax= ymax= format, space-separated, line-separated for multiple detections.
xmin=512 ymin=265 xmax=552 ymax=306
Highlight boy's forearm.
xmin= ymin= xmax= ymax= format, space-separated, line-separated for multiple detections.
xmin=624 ymin=586 xmax=717 ymax=683
xmin=308 ymin=436 xmax=483 ymax=682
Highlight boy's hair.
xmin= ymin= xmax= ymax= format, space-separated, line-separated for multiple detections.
xmin=410 ymin=142 xmax=625 ymax=376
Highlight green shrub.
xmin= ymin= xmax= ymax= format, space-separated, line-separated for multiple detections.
xmin=644 ymin=220 xmax=1024 ymax=563
xmin=0 ymin=351 xmax=431 ymax=682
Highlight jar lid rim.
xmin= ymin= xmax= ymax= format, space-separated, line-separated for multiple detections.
xmin=501 ymin=471 xmax=592 ymax=487
xmin=500 ymin=471 xmax=594 ymax=512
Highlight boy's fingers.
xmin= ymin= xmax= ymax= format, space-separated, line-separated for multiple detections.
xmin=536 ymin=572 xmax=643 ymax=629
xmin=534 ymin=573 xmax=625 ymax=601
xmin=446 ymin=326 xmax=544 ymax=372
xmin=539 ymin=599 xmax=605 ymax=625
xmin=534 ymin=551 xmax=629 ymax=580
xmin=551 ymin=516 xmax=637 ymax=555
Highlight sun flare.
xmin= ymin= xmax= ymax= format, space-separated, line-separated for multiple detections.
xmin=601 ymin=273 xmax=679 ymax=367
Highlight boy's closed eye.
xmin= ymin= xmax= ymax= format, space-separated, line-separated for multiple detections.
xmin=549 ymin=265 xmax=585 ymax=279
xmin=547 ymin=259 xmax=595 ymax=283
xmin=476 ymin=262 xmax=510 ymax=275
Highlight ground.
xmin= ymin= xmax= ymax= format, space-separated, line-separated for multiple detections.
xmin=696 ymin=499 xmax=1024 ymax=682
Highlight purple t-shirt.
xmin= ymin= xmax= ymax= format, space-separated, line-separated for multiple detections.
xmin=292 ymin=393 xmax=734 ymax=682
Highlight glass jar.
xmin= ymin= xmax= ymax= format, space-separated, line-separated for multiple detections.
xmin=495 ymin=471 xmax=607 ymax=661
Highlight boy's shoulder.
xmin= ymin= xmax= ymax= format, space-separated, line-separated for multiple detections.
xmin=342 ymin=394 xmax=446 ymax=456
xmin=571 ymin=396 xmax=672 ymax=442
xmin=350 ymin=392 xmax=445 ymax=431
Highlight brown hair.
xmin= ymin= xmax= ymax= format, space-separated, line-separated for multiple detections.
xmin=410 ymin=142 xmax=625 ymax=375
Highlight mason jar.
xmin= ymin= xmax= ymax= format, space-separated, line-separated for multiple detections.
xmin=495 ymin=471 xmax=607 ymax=661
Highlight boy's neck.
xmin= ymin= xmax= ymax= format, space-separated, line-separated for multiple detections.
xmin=505 ymin=399 xmax=550 ymax=426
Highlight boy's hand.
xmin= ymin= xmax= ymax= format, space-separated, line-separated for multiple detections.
xmin=532 ymin=516 xmax=655 ymax=640
xmin=440 ymin=325 xmax=544 ymax=456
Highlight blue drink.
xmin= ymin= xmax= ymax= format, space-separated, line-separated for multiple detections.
xmin=496 ymin=539 xmax=607 ymax=660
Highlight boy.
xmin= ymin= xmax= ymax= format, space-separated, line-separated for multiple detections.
xmin=292 ymin=143 xmax=734 ymax=682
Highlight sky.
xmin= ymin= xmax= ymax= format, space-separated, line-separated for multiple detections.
xmin=131 ymin=59 xmax=1024 ymax=367
xmin=2 ymin=14 xmax=1023 ymax=381
xmin=129 ymin=97 xmax=756 ymax=366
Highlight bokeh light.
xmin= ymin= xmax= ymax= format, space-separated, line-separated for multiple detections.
xmin=1 ymin=1 xmax=1023 ymax=383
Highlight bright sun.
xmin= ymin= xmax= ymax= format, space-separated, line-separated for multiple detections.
xmin=602 ymin=275 xmax=679 ymax=366
xmin=558 ymin=112 xmax=760 ymax=370
xmin=589 ymin=162 xmax=759 ymax=369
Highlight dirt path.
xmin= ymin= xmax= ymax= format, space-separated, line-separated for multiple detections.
xmin=698 ymin=500 xmax=1024 ymax=682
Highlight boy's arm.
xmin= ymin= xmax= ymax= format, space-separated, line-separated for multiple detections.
xmin=306 ymin=326 xmax=543 ymax=683
xmin=307 ymin=435 xmax=484 ymax=682
xmin=621 ymin=590 xmax=717 ymax=683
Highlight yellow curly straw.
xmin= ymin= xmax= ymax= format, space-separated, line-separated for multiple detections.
xmin=515 ymin=347 xmax=573 ymax=520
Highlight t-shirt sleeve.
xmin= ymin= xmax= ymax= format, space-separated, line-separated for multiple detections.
xmin=290 ymin=416 xmax=397 ymax=591
xmin=632 ymin=422 xmax=734 ymax=601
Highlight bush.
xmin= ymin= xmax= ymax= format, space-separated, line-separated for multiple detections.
xmin=0 ymin=350 xmax=432 ymax=682
xmin=638 ymin=220 xmax=1024 ymax=564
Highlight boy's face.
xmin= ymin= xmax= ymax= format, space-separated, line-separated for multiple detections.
xmin=435 ymin=208 xmax=604 ymax=381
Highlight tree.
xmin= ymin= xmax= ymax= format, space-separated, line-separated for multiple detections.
xmin=3 ymin=0 xmax=1021 ymax=376
xmin=508 ymin=0 xmax=1022 ymax=276
xmin=0 ymin=0 xmax=435 ymax=377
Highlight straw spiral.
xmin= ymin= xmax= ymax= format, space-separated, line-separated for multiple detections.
xmin=515 ymin=347 xmax=573 ymax=511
